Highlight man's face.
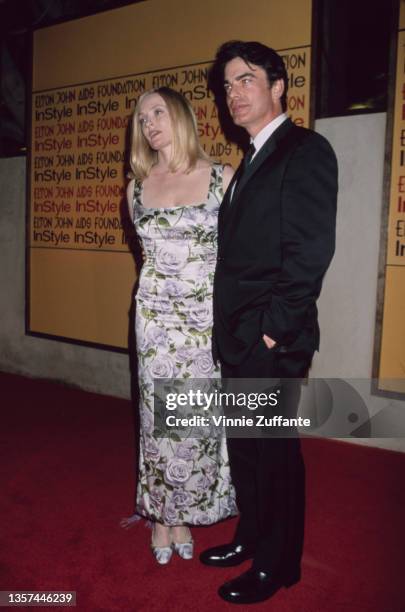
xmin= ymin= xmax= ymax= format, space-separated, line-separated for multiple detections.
xmin=224 ymin=57 xmax=284 ymax=138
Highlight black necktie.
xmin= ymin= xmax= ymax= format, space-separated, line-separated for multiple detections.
xmin=242 ymin=143 xmax=256 ymax=171
xmin=228 ymin=144 xmax=256 ymax=206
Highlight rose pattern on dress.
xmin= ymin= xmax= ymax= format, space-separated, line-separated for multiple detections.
xmin=132 ymin=163 xmax=237 ymax=525
xmin=164 ymin=457 xmax=192 ymax=486
xmin=189 ymin=304 xmax=213 ymax=332
xmin=192 ymin=509 xmax=218 ymax=525
xmin=163 ymin=279 xmax=188 ymax=298
xmin=149 ymin=355 xmax=176 ymax=379
xmin=171 ymin=489 xmax=193 ymax=510
xmin=163 ymin=503 xmax=178 ymax=525
xmin=175 ymin=440 xmax=198 ymax=461
xmin=144 ymin=436 xmax=161 ymax=463
xmin=155 ymin=242 xmax=189 ymax=276
xmin=145 ymin=325 xmax=168 ymax=347
xmin=191 ymin=349 xmax=216 ymax=377
xmin=140 ymin=408 xmax=154 ymax=434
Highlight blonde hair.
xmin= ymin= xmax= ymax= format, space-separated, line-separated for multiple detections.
xmin=129 ymin=87 xmax=209 ymax=180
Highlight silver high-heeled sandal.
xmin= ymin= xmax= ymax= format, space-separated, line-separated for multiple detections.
xmin=172 ymin=527 xmax=194 ymax=560
xmin=151 ymin=527 xmax=173 ymax=565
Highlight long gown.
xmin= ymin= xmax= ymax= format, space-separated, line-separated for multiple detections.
xmin=132 ymin=163 xmax=237 ymax=526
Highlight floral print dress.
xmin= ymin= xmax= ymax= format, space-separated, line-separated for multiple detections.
xmin=132 ymin=163 xmax=237 ymax=525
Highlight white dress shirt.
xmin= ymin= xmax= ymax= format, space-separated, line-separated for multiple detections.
xmin=230 ymin=113 xmax=288 ymax=200
xmin=250 ymin=112 xmax=288 ymax=160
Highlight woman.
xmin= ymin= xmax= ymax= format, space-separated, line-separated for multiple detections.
xmin=126 ymin=87 xmax=236 ymax=564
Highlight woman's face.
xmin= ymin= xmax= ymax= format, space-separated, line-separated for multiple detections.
xmin=138 ymin=93 xmax=173 ymax=151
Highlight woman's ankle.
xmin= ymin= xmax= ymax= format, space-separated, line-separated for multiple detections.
xmin=152 ymin=523 xmax=171 ymax=546
xmin=171 ymin=525 xmax=192 ymax=543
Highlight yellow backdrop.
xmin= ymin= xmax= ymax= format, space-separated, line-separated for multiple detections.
xmin=29 ymin=0 xmax=313 ymax=348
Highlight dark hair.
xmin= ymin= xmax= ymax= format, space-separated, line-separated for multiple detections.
xmin=211 ymin=40 xmax=288 ymax=112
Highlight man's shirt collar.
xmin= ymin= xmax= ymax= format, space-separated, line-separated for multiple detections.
xmin=251 ymin=113 xmax=288 ymax=159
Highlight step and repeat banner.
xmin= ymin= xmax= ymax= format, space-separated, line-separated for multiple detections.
xmin=28 ymin=0 xmax=313 ymax=349
xmin=375 ymin=0 xmax=405 ymax=396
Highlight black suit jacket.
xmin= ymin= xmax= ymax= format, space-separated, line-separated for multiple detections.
xmin=212 ymin=118 xmax=338 ymax=366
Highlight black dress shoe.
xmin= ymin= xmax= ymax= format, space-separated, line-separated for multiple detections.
xmin=199 ymin=542 xmax=255 ymax=567
xmin=218 ymin=567 xmax=300 ymax=604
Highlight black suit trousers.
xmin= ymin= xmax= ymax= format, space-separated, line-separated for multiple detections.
xmin=220 ymin=343 xmax=313 ymax=576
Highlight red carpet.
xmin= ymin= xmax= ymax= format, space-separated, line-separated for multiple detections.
xmin=1 ymin=371 xmax=405 ymax=611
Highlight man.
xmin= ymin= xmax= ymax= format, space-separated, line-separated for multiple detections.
xmin=200 ymin=41 xmax=338 ymax=604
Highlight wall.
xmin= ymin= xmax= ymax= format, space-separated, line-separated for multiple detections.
xmin=0 ymin=156 xmax=131 ymax=398
xmin=1 ymin=112 xmax=404 ymax=451
xmin=312 ymin=114 xmax=405 ymax=452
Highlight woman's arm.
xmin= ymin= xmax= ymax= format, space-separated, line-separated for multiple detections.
xmin=126 ymin=178 xmax=135 ymax=221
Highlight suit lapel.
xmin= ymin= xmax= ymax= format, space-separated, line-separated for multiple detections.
xmin=219 ymin=162 xmax=243 ymax=222
xmin=219 ymin=118 xmax=294 ymax=252
xmin=232 ymin=136 xmax=277 ymax=202
xmin=234 ymin=118 xmax=294 ymax=201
